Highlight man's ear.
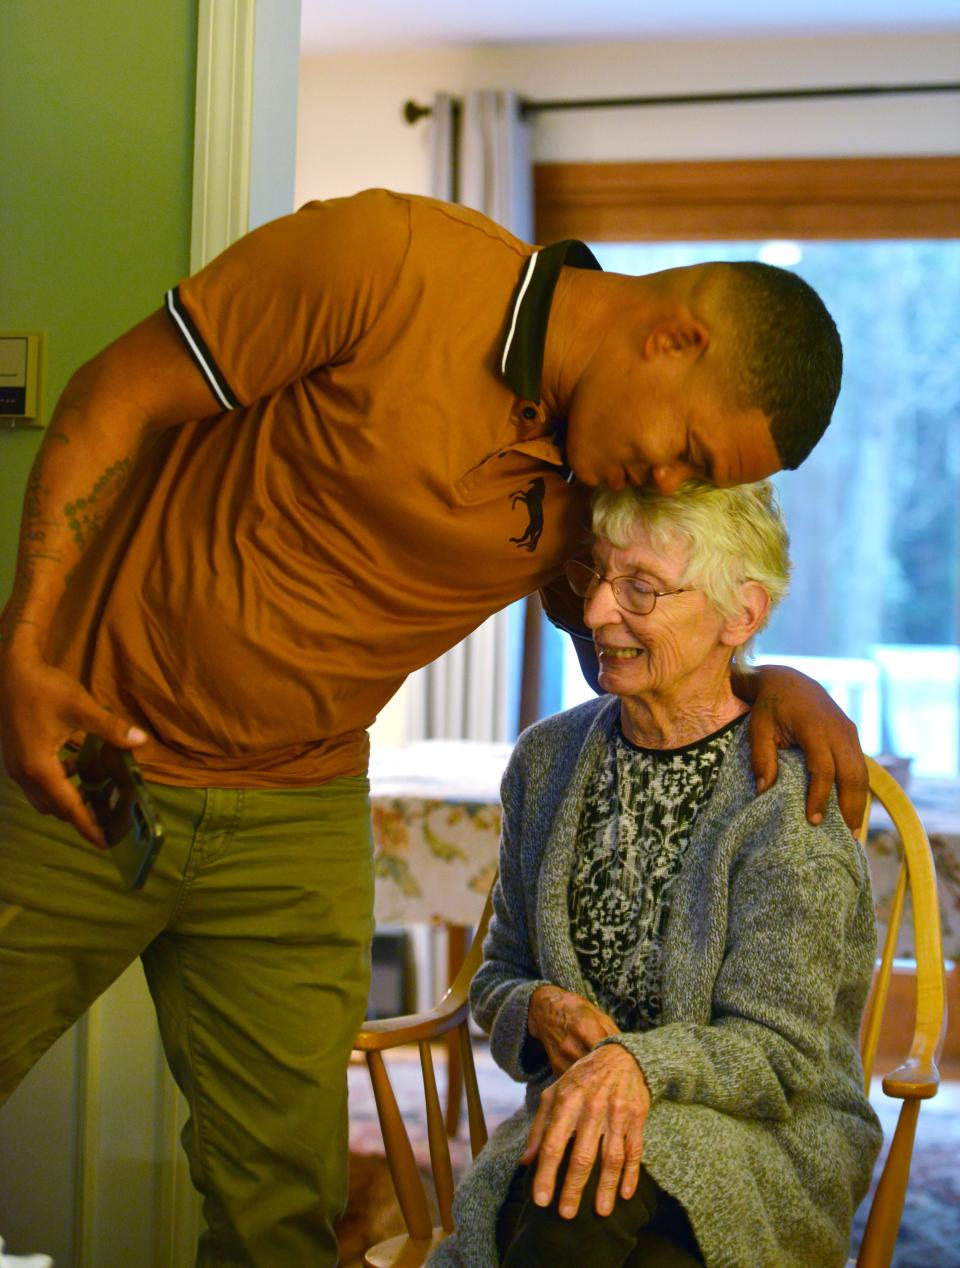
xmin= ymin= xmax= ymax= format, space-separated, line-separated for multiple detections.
xmin=642 ymin=316 xmax=711 ymax=361
xmin=720 ymin=581 xmax=770 ymax=648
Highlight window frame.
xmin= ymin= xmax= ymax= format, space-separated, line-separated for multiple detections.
xmin=534 ymin=155 xmax=960 ymax=243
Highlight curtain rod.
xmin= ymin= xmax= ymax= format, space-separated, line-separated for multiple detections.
xmin=403 ymin=81 xmax=960 ymax=124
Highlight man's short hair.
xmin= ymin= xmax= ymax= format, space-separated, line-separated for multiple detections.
xmin=719 ymin=262 xmax=842 ymax=469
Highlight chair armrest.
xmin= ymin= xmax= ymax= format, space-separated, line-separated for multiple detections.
xmin=880 ymin=954 xmax=947 ymax=1100
xmin=881 ymin=1056 xmax=941 ymax=1100
xmin=355 ymin=888 xmax=495 ymax=1053
xmin=355 ymin=997 xmax=471 ymax=1050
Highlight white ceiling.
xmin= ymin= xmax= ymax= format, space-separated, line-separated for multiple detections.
xmin=300 ymin=0 xmax=960 ymax=53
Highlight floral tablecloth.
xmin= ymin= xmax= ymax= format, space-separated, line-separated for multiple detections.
xmin=369 ymin=741 xmax=510 ymax=925
xmin=369 ymin=741 xmax=960 ymax=959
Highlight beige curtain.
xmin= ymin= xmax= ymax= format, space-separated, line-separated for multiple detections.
xmin=406 ymin=91 xmax=533 ymax=742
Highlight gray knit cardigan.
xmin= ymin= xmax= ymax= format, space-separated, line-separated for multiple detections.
xmin=430 ymin=695 xmax=882 ymax=1268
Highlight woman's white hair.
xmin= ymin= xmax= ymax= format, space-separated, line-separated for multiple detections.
xmin=591 ymin=479 xmax=791 ymax=661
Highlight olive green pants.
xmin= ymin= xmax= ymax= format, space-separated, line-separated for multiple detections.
xmin=0 ymin=772 xmax=374 ymax=1267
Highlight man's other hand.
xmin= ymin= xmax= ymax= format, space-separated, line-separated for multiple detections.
xmin=0 ymin=649 xmax=147 ymax=848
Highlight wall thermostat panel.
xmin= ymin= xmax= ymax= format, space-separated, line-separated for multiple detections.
xmin=0 ymin=332 xmax=47 ymax=428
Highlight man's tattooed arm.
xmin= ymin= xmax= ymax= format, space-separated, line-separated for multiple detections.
xmin=0 ymin=306 xmax=222 ymax=840
xmin=1 ymin=464 xmax=59 ymax=642
xmin=0 ymin=386 xmax=138 ymax=654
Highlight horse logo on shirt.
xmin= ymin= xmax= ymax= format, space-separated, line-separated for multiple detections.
xmin=509 ymin=478 xmax=545 ymax=552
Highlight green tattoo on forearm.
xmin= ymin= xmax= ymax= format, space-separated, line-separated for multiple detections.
xmin=64 ymin=457 xmax=132 ymax=551
xmin=24 ymin=466 xmax=44 ymax=521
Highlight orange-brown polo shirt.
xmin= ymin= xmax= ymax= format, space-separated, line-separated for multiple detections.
xmin=49 ymin=190 xmax=599 ymax=787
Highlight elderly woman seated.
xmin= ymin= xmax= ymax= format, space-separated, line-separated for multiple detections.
xmin=431 ymin=480 xmax=881 ymax=1268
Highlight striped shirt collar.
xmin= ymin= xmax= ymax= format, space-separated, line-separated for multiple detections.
xmin=166 ymin=237 xmax=603 ymax=418
xmin=500 ymin=239 xmax=602 ymax=404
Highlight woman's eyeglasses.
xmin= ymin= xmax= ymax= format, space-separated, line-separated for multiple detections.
xmin=564 ymin=559 xmax=694 ymax=616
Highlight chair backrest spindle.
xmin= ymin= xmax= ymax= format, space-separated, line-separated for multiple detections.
xmin=419 ymin=1039 xmax=456 ymax=1232
xmin=458 ymin=1020 xmax=488 ymax=1158
xmin=861 ymin=863 xmax=909 ymax=1092
xmin=364 ymin=1049 xmax=433 ymax=1241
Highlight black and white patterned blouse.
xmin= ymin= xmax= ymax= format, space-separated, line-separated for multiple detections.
xmin=569 ymin=714 xmax=747 ymax=1032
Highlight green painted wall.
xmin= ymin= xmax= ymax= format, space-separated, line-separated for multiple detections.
xmin=0 ymin=0 xmax=197 ymax=606
xmin=0 ymin=5 xmax=196 ymax=1260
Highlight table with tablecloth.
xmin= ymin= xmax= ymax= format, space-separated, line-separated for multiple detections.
xmin=368 ymin=741 xmax=510 ymax=927
xmin=368 ymin=740 xmax=960 ymax=961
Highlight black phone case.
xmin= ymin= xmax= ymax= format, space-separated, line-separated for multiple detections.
xmin=76 ymin=735 xmax=165 ymax=889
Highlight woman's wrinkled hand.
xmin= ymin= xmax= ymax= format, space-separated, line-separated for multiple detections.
xmin=528 ymin=984 xmax=620 ymax=1075
xmin=521 ymin=1042 xmax=650 ymax=1218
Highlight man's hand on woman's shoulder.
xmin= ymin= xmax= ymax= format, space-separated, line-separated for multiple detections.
xmin=736 ymin=663 xmax=868 ymax=834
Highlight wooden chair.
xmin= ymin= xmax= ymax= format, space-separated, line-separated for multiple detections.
xmin=851 ymin=755 xmax=947 ymax=1267
xmin=355 ymin=756 xmax=946 ymax=1268
xmin=353 ymin=887 xmax=494 ymax=1267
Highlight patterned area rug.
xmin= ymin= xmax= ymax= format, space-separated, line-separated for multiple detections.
xmin=342 ymin=1047 xmax=960 ymax=1267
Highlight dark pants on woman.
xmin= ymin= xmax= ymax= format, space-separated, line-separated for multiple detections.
xmin=496 ymin=1146 xmax=704 ymax=1268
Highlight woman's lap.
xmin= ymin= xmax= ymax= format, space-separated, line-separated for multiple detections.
xmin=496 ymin=1146 xmax=703 ymax=1267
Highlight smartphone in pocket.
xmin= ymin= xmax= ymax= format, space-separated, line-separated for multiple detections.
xmin=76 ymin=734 xmax=165 ymax=890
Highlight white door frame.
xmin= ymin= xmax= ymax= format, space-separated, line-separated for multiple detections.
xmin=191 ymin=0 xmax=301 ymax=270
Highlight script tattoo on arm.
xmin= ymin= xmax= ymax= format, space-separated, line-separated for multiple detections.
xmin=23 ymin=464 xmax=52 ymax=545
xmin=0 ymin=463 xmax=63 ymax=643
xmin=1 ymin=441 xmax=134 ymax=645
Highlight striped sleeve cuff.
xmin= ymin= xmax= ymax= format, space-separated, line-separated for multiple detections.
xmin=165 ymin=287 xmax=241 ymax=411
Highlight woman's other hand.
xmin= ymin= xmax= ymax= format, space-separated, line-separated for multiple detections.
xmin=528 ymin=984 xmax=620 ymax=1075
xmin=521 ymin=1043 xmax=650 ymax=1218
